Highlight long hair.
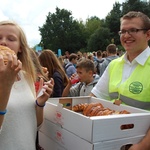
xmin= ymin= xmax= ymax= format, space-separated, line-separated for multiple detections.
xmin=30 ymin=49 xmax=48 ymax=82
xmin=0 ymin=21 xmax=36 ymax=94
xmin=38 ymin=50 xmax=68 ymax=86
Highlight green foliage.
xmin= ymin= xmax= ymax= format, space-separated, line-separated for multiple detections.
xmin=105 ymin=2 xmax=122 ymax=45
xmin=38 ymin=1 xmax=150 ymax=53
xmin=39 ymin=7 xmax=85 ymax=54
xmin=122 ymin=0 xmax=150 ymax=16
xmin=85 ymin=16 xmax=102 ymax=37
xmin=87 ymin=27 xmax=111 ymax=51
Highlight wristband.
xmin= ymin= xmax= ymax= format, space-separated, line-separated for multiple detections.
xmin=35 ymin=100 xmax=45 ymax=107
xmin=0 ymin=109 xmax=7 ymax=115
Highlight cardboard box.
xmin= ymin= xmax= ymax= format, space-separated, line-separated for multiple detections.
xmin=39 ymin=131 xmax=66 ymax=150
xmin=40 ymin=119 xmax=145 ymax=150
xmin=44 ymin=96 xmax=150 ymax=143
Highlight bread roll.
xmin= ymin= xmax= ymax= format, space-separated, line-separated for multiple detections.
xmin=72 ymin=103 xmax=88 ymax=112
xmin=83 ymin=103 xmax=104 ymax=116
xmin=0 ymin=45 xmax=16 ymax=64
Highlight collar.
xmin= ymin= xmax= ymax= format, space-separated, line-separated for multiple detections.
xmin=122 ymin=46 xmax=150 ymax=66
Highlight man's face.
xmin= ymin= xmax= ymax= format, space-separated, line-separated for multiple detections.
xmin=120 ymin=18 xmax=150 ymax=56
xmin=76 ymin=67 xmax=91 ymax=83
xmin=72 ymin=58 xmax=78 ymax=64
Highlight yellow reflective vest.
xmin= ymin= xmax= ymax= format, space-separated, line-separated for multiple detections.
xmin=108 ymin=56 xmax=150 ymax=109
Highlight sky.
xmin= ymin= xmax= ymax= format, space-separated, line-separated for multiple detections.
xmin=0 ymin=0 xmax=125 ymax=47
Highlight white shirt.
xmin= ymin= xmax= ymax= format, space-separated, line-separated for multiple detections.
xmin=91 ymin=46 xmax=150 ymax=100
xmin=0 ymin=71 xmax=37 ymax=150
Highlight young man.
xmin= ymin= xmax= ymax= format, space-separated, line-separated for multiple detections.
xmin=62 ymin=58 xmax=99 ymax=97
xmin=98 ymin=44 xmax=119 ymax=77
xmin=90 ymin=11 xmax=150 ymax=150
xmin=65 ymin=53 xmax=78 ymax=78
xmin=94 ymin=50 xmax=105 ymax=75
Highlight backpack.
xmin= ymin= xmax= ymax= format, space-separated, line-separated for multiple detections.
xmin=96 ymin=59 xmax=104 ymax=75
xmin=64 ymin=64 xmax=73 ymax=73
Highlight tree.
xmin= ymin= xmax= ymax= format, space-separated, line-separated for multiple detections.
xmin=39 ymin=7 xmax=85 ymax=54
xmin=85 ymin=16 xmax=102 ymax=36
xmin=87 ymin=27 xmax=111 ymax=51
xmin=122 ymin=0 xmax=150 ymax=16
xmin=105 ymin=2 xmax=122 ymax=46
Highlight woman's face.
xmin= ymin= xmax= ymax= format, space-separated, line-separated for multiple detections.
xmin=0 ymin=24 xmax=21 ymax=54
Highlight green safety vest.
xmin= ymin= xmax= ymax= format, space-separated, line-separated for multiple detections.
xmin=108 ymin=56 xmax=150 ymax=110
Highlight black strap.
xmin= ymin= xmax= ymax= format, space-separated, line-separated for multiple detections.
xmin=65 ymin=64 xmax=73 ymax=71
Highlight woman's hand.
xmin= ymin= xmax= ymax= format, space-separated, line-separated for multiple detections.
xmin=0 ymin=53 xmax=22 ymax=90
xmin=0 ymin=53 xmax=22 ymax=113
xmin=36 ymin=78 xmax=54 ymax=106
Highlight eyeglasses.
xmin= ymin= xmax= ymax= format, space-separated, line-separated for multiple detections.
xmin=118 ymin=28 xmax=148 ymax=36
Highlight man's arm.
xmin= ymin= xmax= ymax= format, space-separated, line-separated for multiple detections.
xmin=62 ymin=80 xmax=72 ymax=97
xmin=129 ymin=128 xmax=150 ymax=150
xmin=89 ymin=93 xmax=96 ymax=97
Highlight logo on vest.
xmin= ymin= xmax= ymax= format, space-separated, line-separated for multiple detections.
xmin=129 ymin=82 xmax=143 ymax=94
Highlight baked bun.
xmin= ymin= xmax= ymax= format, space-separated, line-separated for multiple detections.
xmin=0 ymin=45 xmax=16 ymax=64
xmin=72 ymin=103 xmax=88 ymax=112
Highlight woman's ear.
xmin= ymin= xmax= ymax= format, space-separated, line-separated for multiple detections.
xmin=18 ymin=46 xmax=22 ymax=52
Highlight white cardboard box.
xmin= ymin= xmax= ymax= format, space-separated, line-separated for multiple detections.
xmin=44 ymin=96 xmax=150 ymax=143
xmin=39 ymin=131 xmax=66 ymax=150
xmin=40 ymin=119 xmax=145 ymax=150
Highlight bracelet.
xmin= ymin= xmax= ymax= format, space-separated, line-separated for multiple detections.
xmin=35 ymin=100 xmax=45 ymax=108
xmin=0 ymin=109 xmax=7 ymax=115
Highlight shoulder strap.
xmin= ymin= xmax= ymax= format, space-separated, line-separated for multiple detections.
xmin=78 ymin=82 xmax=83 ymax=96
xmin=65 ymin=64 xmax=73 ymax=70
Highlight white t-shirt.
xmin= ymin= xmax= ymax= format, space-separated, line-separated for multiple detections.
xmin=0 ymin=71 xmax=37 ymax=150
xmin=91 ymin=47 xmax=150 ymax=100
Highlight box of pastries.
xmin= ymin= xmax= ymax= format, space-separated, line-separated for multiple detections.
xmin=39 ymin=119 xmax=145 ymax=150
xmin=43 ymin=96 xmax=150 ymax=143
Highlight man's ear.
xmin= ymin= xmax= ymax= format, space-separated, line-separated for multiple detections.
xmin=88 ymin=70 xmax=93 ymax=76
xmin=146 ymin=29 xmax=150 ymax=41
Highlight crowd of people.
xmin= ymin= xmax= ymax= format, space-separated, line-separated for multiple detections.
xmin=0 ymin=11 xmax=150 ymax=150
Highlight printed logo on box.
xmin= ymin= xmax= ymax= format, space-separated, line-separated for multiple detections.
xmin=54 ymin=111 xmax=64 ymax=125
xmin=55 ymin=130 xmax=64 ymax=145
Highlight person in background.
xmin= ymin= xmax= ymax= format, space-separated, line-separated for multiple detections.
xmin=98 ymin=44 xmax=119 ymax=77
xmin=77 ymin=51 xmax=83 ymax=61
xmin=30 ymin=49 xmax=49 ymax=150
xmin=87 ymin=53 xmax=94 ymax=62
xmin=0 ymin=20 xmax=54 ymax=150
xmin=102 ymin=50 xmax=107 ymax=58
xmin=63 ymin=51 xmax=70 ymax=65
xmin=38 ymin=50 xmax=68 ymax=97
xmin=62 ymin=59 xmax=99 ymax=97
xmin=92 ymin=51 xmax=97 ymax=62
xmin=65 ymin=53 xmax=78 ymax=78
xmin=30 ymin=49 xmax=49 ymax=93
xmin=90 ymin=11 xmax=150 ymax=150
xmin=94 ymin=50 xmax=105 ymax=75
xmin=83 ymin=52 xmax=88 ymax=59
xmin=58 ymin=56 xmax=65 ymax=68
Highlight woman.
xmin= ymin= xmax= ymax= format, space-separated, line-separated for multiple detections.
xmin=38 ymin=50 xmax=68 ymax=97
xmin=0 ymin=20 xmax=54 ymax=150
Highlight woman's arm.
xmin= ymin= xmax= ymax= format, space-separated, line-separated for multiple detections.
xmin=0 ymin=55 xmax=22 ymax=128
xmin=35 ymin=78 xmax=54 ymax=126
